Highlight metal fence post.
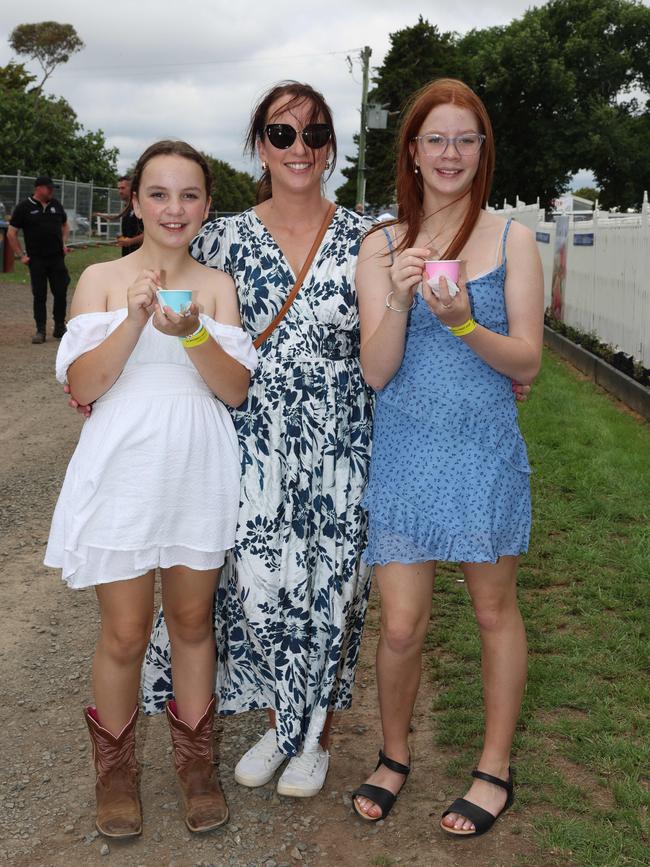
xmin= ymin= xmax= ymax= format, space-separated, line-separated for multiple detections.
xmin=72 ymin=178 xmax=78 ymax=243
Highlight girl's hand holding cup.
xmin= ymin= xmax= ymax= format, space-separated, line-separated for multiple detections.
xmin=126 ymin=269 xmax=160 ymax=327
xmin=389 ymin=247 xmax=431 ymax=311
xmin=153 ymin=300 xmax=201 ymax=338
xmin=423 ymin=273 xmax=472 ymax=328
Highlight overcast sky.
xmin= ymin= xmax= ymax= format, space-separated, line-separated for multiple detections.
xmin=2 ymin=0 xmax=598 ymax=199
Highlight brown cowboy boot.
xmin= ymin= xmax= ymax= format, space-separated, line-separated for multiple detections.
xmin=166 ymin=695 xmax=229 ymax=832
xmin=84 ymin=706 xmax=142 ymax=838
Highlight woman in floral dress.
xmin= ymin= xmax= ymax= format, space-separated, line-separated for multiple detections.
xmin=143 ymin=81 xmax=373 ymax=797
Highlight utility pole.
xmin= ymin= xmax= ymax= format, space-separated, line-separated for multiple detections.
xmin=355 ymin=46 xmax=372 ymax=211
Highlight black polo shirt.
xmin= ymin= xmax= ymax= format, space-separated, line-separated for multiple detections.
xmin=10 ymin=196 xmax=67 ymax=258
xmin=120 ymin=207 xmax=143 ymax=257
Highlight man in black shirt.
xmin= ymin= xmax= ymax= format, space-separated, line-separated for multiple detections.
xmin=8 ymin=176 xmax=71 ymax=343
xmin=117 ymin=176 xmax=143 ymax=256
xmin=94 ymin=176 xmax=143 ymax=256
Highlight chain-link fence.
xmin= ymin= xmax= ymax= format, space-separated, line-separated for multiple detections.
xmin=0 ymin=174 xmax=123 ymax=244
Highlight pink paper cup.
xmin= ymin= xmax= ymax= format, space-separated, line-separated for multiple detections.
xmin=424 ymin=260 xmax=461 ymax=283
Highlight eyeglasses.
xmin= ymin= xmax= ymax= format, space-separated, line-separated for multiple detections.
xmin=264 ymin=123 xmax=332 ymax=150
xmin=412 ymin=132 xmax=486 ymax=157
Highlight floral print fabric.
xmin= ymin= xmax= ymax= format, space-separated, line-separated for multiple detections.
xmin=142 ymin=207 xmax=374 ymax=756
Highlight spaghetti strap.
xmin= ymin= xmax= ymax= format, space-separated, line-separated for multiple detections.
xmin=499 ymin=218 xmax=513 ymax=264
xmin=382 ymin=226 xmax=397 ymax=264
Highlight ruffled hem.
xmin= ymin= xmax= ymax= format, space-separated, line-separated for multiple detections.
xmin=361 ymin=504 xmax=530 ymax=566
xmin=44 ymin=543 xmax=227 ymax=589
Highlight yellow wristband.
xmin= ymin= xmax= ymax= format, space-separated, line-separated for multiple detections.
xmin=181 ymin=324 xmax=210 ymax=348
xmin=449 ymin=318 xmax=478 ymax=337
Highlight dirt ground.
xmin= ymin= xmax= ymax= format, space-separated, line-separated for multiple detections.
xmin=0 ymin=281 xmax=544 ymax=867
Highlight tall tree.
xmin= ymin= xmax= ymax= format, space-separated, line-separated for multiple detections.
xmin=339 ymin=1 xmax=650 ymax=210
xmin=336 ymin=18 xmax=461 ymax=208
xmin=202 ymin=155 xmax=256 ymax=212
xmin=461 ymin=0 xmax=650 ymax=208
xmin=9 ymin=21 xmax=84 ymax=91
xmin=0 ymin=63 xmax=117 ymax=185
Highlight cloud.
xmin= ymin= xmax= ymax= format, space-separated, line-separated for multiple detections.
xmin=1 ymin=0 xmax=550 ymax=195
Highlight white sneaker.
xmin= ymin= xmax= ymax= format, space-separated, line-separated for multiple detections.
xmin=234 ymin=729 xmax=286 ymax=787
xmin=276 ymin=745 xmax=330 ymax=797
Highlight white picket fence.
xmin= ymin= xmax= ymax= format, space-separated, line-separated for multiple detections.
xmin=492 ymin=198 xmax=650 ymax=366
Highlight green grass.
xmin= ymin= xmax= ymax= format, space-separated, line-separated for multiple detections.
xmin=0 ymin=244 xmax=120 ymax=288
xmin=428 ymin=351 xmax=650 ymax=865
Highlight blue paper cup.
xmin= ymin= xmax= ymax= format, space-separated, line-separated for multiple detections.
xmin=157 ymin=289 xmax=192 ymax=315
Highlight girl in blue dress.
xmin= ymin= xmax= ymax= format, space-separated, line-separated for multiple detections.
xmin=352 ymin=79 xmax=544 ymax=836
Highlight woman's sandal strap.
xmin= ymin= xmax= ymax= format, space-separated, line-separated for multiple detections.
xmin=441 ymin=797 xmax=497 ymax=834
xmin=471 ymin=768 xmax=513 ymax=794
xmin=352 ymin=783 xmax=396 ymax=820
xmin=377 ymin=750 xmax=411 ymax=776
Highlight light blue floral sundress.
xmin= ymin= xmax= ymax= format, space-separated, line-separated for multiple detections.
xmin=142 ymin=206 xmax=374 ymax=756
xmin=363 ymin=218 xmax=531 ymax=565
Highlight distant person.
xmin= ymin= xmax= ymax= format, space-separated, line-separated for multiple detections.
xmin=94 ymin=175 xmax=143 ymax=255
xmin=8 ymin=176 xmax=71 ymax=343
xmin=354 ymin=202 xmax=365 ymax=215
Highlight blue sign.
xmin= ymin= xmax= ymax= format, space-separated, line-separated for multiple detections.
xmin=536 ymin=231 xmax=550 ymax=243
xmin=574 ymin=233 xmax=594 ymax=246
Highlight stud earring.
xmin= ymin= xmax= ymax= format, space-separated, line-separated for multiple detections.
xmin=261 ymin=161 xmax=268 ymax=171
xmin=414 ymin=163 xmax=420 ymax=174
xmin=324 ymin=160 xmax=331 ymax=170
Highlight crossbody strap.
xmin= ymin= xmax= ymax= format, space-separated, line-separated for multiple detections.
xmin=253 ymin=202 xmax=337 ymax=349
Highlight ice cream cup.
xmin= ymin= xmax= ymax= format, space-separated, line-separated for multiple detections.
xmin=156 ymin=289 xmax=192 ymax=315
xmin=424 ymin=260 xmax=461 ymax=283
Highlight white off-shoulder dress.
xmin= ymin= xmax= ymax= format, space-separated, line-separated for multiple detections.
xmin=45 ymin=310 xmax=257 ymax=589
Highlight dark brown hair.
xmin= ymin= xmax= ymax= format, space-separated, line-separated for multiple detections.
xmin=245 ymin=81 xmax=337 ymax=203
xmin=131 ymin=140 xmax=212 ymax=201
xmin=388 ymin=78 xmax=495 ymax=260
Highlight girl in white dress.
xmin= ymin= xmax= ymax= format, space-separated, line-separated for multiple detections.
xmin=45 ymin=140 xmax=257 ymax=838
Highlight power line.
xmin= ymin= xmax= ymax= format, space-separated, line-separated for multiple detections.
xmin=56 ymin=47 xmax=363 ymax=75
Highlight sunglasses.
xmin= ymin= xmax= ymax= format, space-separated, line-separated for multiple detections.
xmin=264 ymin=123 xmax=332 ymax=150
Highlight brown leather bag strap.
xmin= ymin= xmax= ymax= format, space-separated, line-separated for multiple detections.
xmin=253 ymin=202 xmax=336 ymax=349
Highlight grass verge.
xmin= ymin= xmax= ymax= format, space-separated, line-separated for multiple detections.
xmin=0 ymin=244 xmax=121 ymax=289
xmin=429 ymin=350 xmax=650 ymax=866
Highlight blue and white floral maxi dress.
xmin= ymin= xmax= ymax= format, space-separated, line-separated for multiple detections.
xmin=143 ymin=206 xmax=374 ymax=756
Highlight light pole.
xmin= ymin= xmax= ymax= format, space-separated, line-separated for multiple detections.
xmin=355 ymin=46 xmax=372 ymax=212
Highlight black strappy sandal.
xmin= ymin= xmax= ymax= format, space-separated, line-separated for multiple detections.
xmin=352 ymin=749 xmax=411 ymax=822
xmin=440 ymin=768 xmax=514 ymax=837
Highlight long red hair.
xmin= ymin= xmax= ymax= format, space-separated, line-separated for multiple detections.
xmin=388 ymin=78 xmax=495 ymax=260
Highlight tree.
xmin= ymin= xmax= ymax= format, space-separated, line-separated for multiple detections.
xmin=202 ymin=155 xmax=256 ymax=212
xmin=573 ymin=187 xmax=600 ymax=203
xmin=470 ymin=0 xmax=650 ymax=208
xmin=0 ymin=63 xmax=118 ymax=185
xmin=339 ymin=1 xmax=650 ymax=210
xmin=9 ymin=21 xmax=84 ymax=91
xmin=336 ymin=18 xmax=461 ymax=208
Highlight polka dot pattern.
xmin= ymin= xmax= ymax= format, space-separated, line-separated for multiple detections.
xmin=363 ymin=220 xmax=532 ymax=565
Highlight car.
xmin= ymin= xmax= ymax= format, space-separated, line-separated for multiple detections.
xmin=66 ymin=210 xmax=91 ymax=235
